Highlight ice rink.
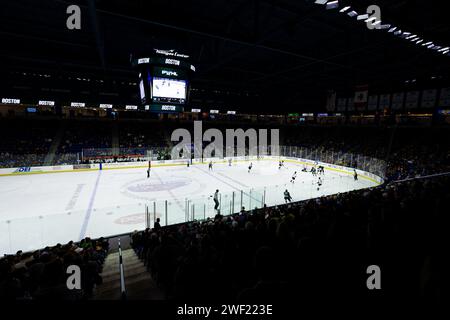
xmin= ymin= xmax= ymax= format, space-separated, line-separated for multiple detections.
xmin=0 ymin=159 xmax=379 ymax=254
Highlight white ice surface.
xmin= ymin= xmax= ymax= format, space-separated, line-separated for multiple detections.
xmin=0 ymin=160 xmax=377 ymax=255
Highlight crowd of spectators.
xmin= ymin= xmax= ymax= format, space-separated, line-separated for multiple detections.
xmin=132 ymin=174 xmax=447 ymax=303
xmin=0 ymin=237 xmax=108 ymax=300
xmin=0 ymin=117 xmax=448 ymax=302
xmin=0 ymin=118 xmax=56 ymax=167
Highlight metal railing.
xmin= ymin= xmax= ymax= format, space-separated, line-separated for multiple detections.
xmin=117 ymin=238 xmax=126 ymax=300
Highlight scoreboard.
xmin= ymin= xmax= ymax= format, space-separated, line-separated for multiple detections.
xmin=132 ymin=50 xmax=195 ymax=113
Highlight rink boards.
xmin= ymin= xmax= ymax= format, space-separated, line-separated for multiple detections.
xmin=0 ymin=156 xmax=384 ymax=185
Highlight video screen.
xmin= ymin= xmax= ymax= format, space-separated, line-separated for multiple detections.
xmin=152 ymin=77 xmax=186 ymax=104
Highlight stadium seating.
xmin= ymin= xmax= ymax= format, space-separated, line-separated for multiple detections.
xmin=0 ymin=117 xmax=448 ymax=301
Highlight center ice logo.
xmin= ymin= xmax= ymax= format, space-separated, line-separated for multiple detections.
xmin=171 ymin=121 xmax=279 ymax=159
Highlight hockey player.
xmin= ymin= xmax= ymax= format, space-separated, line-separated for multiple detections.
xmin=290 ymin=171 xmax=297 ymax=183
xmin=228 ymin=158 xmax=232 ymax=166
xmin=248 ymin=162 xmax=253 ymax=173
xmin=318 ymin=165 xmax=324 ymax=175
xmin=213 ymin=189 xmax=220 ymax=211
xmin=278 ymin=160 xmax=282 ymax=169
xmin=301 ymin=165 xmax=307 ymax=172
xmin=209 ymin=161 xmax=213 ymax=170
xmin=147 ymin=161 xmax=151 ymax=178
xmin=311 ymin=167 xmax=316 ymax=176
xmin=284 ymin=189 xmax=292 ymax=203
xmin=354 ymin=169 xmax=358 ymax=181
xmin=317 ymin=177 xmax=323 ymax=191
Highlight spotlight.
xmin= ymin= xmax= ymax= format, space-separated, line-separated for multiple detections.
xmin=326 ymin=1 xmax=339 ymax=10
xmin=372 ymin=20 xmax=381 ymax=26
xmin=364 ymin=17 xmax=377 ymax=23
xmin=339 ymin=6 xmax=350 ymax=12
xmin=357 ymin=14 xmax=369 ymax=20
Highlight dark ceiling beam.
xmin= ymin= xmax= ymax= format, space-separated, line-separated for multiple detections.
xmin=52 ymin=0 xmax=358 ymax=70
xmin=87 ymin=0 xmax=106 ymax=69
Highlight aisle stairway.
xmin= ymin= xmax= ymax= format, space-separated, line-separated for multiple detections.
xmin=44 ymin=122 xmax=65 ymax=165
xmin=94 ymin=247 xmax=164 ymax=300
xmin=112 ymin=121 xmax=120 ymax=156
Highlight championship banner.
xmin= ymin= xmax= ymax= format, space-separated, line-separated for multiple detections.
xmin=438 ymin=87 xmax=450 ymax=107
xmin=326 ymin=90 xmax=336 ymax=111
xmin=391 ymin=92 xmax=405 ymax=110
xmin=367 ymin=95 xmax=378 ymax=111
xmin=421 ymin=89 xmax=437 ymax=108
xmin=347 ymin=97 xmax=355 ymax=111
xmin=354 ymin=85 xmax=369 ymax=111
xmin=336 ymin=98 xmax=347 ymax=111
xmin=379 ymin=94 xmax=391 ymax=110
xmin=405 ymin=91 xmax=420 ymax=109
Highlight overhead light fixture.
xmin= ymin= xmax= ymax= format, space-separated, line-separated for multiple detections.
xmin=402 ymin=32 xmax=411 ymax=36
xmin=372 ymin=20 xmax=381 ymax=26
xmin=357 ymin=14 xmax=369 ymax=20
xmin=422 ymin=41 xmax=433 ymax=46
xmin=339 ymin=6 xmax=350 ymax=12
xmin=406 ymin=34 xmax=417 ymax=40
xmin=379 ymin=24 xmax=391 ymax=29
xmin=428 ymin=44 xmax=435 ymax=49
xmin=416 ymin=39 xmax=423 ymax=44
xmin=442 ymin=50 xmax=450 ymax=54
xmin=394 ymin=30 xmax=402 ymax=35
xmin=438 ymin=47 xmax=449 ymax=52
xmin=326 ymin=1 xmax=339 ymax=9
xmin=347 ymin=10 xmax=357 ymax=17
xmin=314 ymin=0 xmax=328 ymax=4
xmin=388 ymin=27 xmax=397 ymax=32
xmin=364 ymin=17 xmax=377 ymax=23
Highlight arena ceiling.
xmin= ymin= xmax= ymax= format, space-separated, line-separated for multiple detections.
xmin=1 ymin=0 xmax=449 ymax=112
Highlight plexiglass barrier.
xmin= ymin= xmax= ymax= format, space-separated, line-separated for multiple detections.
xmin=0 ymin=146 xmax=386 ymax=255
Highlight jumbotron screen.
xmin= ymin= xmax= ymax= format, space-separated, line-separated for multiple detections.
xmin=152 ymin=77 xmax=186 ymax=104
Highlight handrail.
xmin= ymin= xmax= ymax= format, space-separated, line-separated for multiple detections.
xmin=118 ymin=238 xmax=126 ymax=300
xmin=388 ymin=171 xmax=450 ymax=184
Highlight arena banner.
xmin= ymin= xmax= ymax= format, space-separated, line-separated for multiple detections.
xmin=367 ymin=95 xmax=378 ymax=111
xmin=354 ymin=85 xmax=369 ymax=111
xmin=405 ymin=91 xmax=420 ymax=109
xmin=379 ymin=94 xmax=391 ymax=110
xmin=73 ymin=164 xmax=91 ymax=170
xmin=421 ymin=89 xmax=437 ymax=108
xmin=336 ymin=98 xmax=347 ymax=111
xmin=0 ymin=165 xmax=74 ymax=176
xmin=438 ymin=87 xmax=450 ymax=107
xmin=391 ymin=92 xmax=405 ymax=110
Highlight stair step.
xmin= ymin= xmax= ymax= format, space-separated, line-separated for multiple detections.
xmin=94 ymin=248 xmax=164 ymax=300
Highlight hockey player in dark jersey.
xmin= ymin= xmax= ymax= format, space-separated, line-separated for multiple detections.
xmin=290 ymin=171 xmax=297 ymax=183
